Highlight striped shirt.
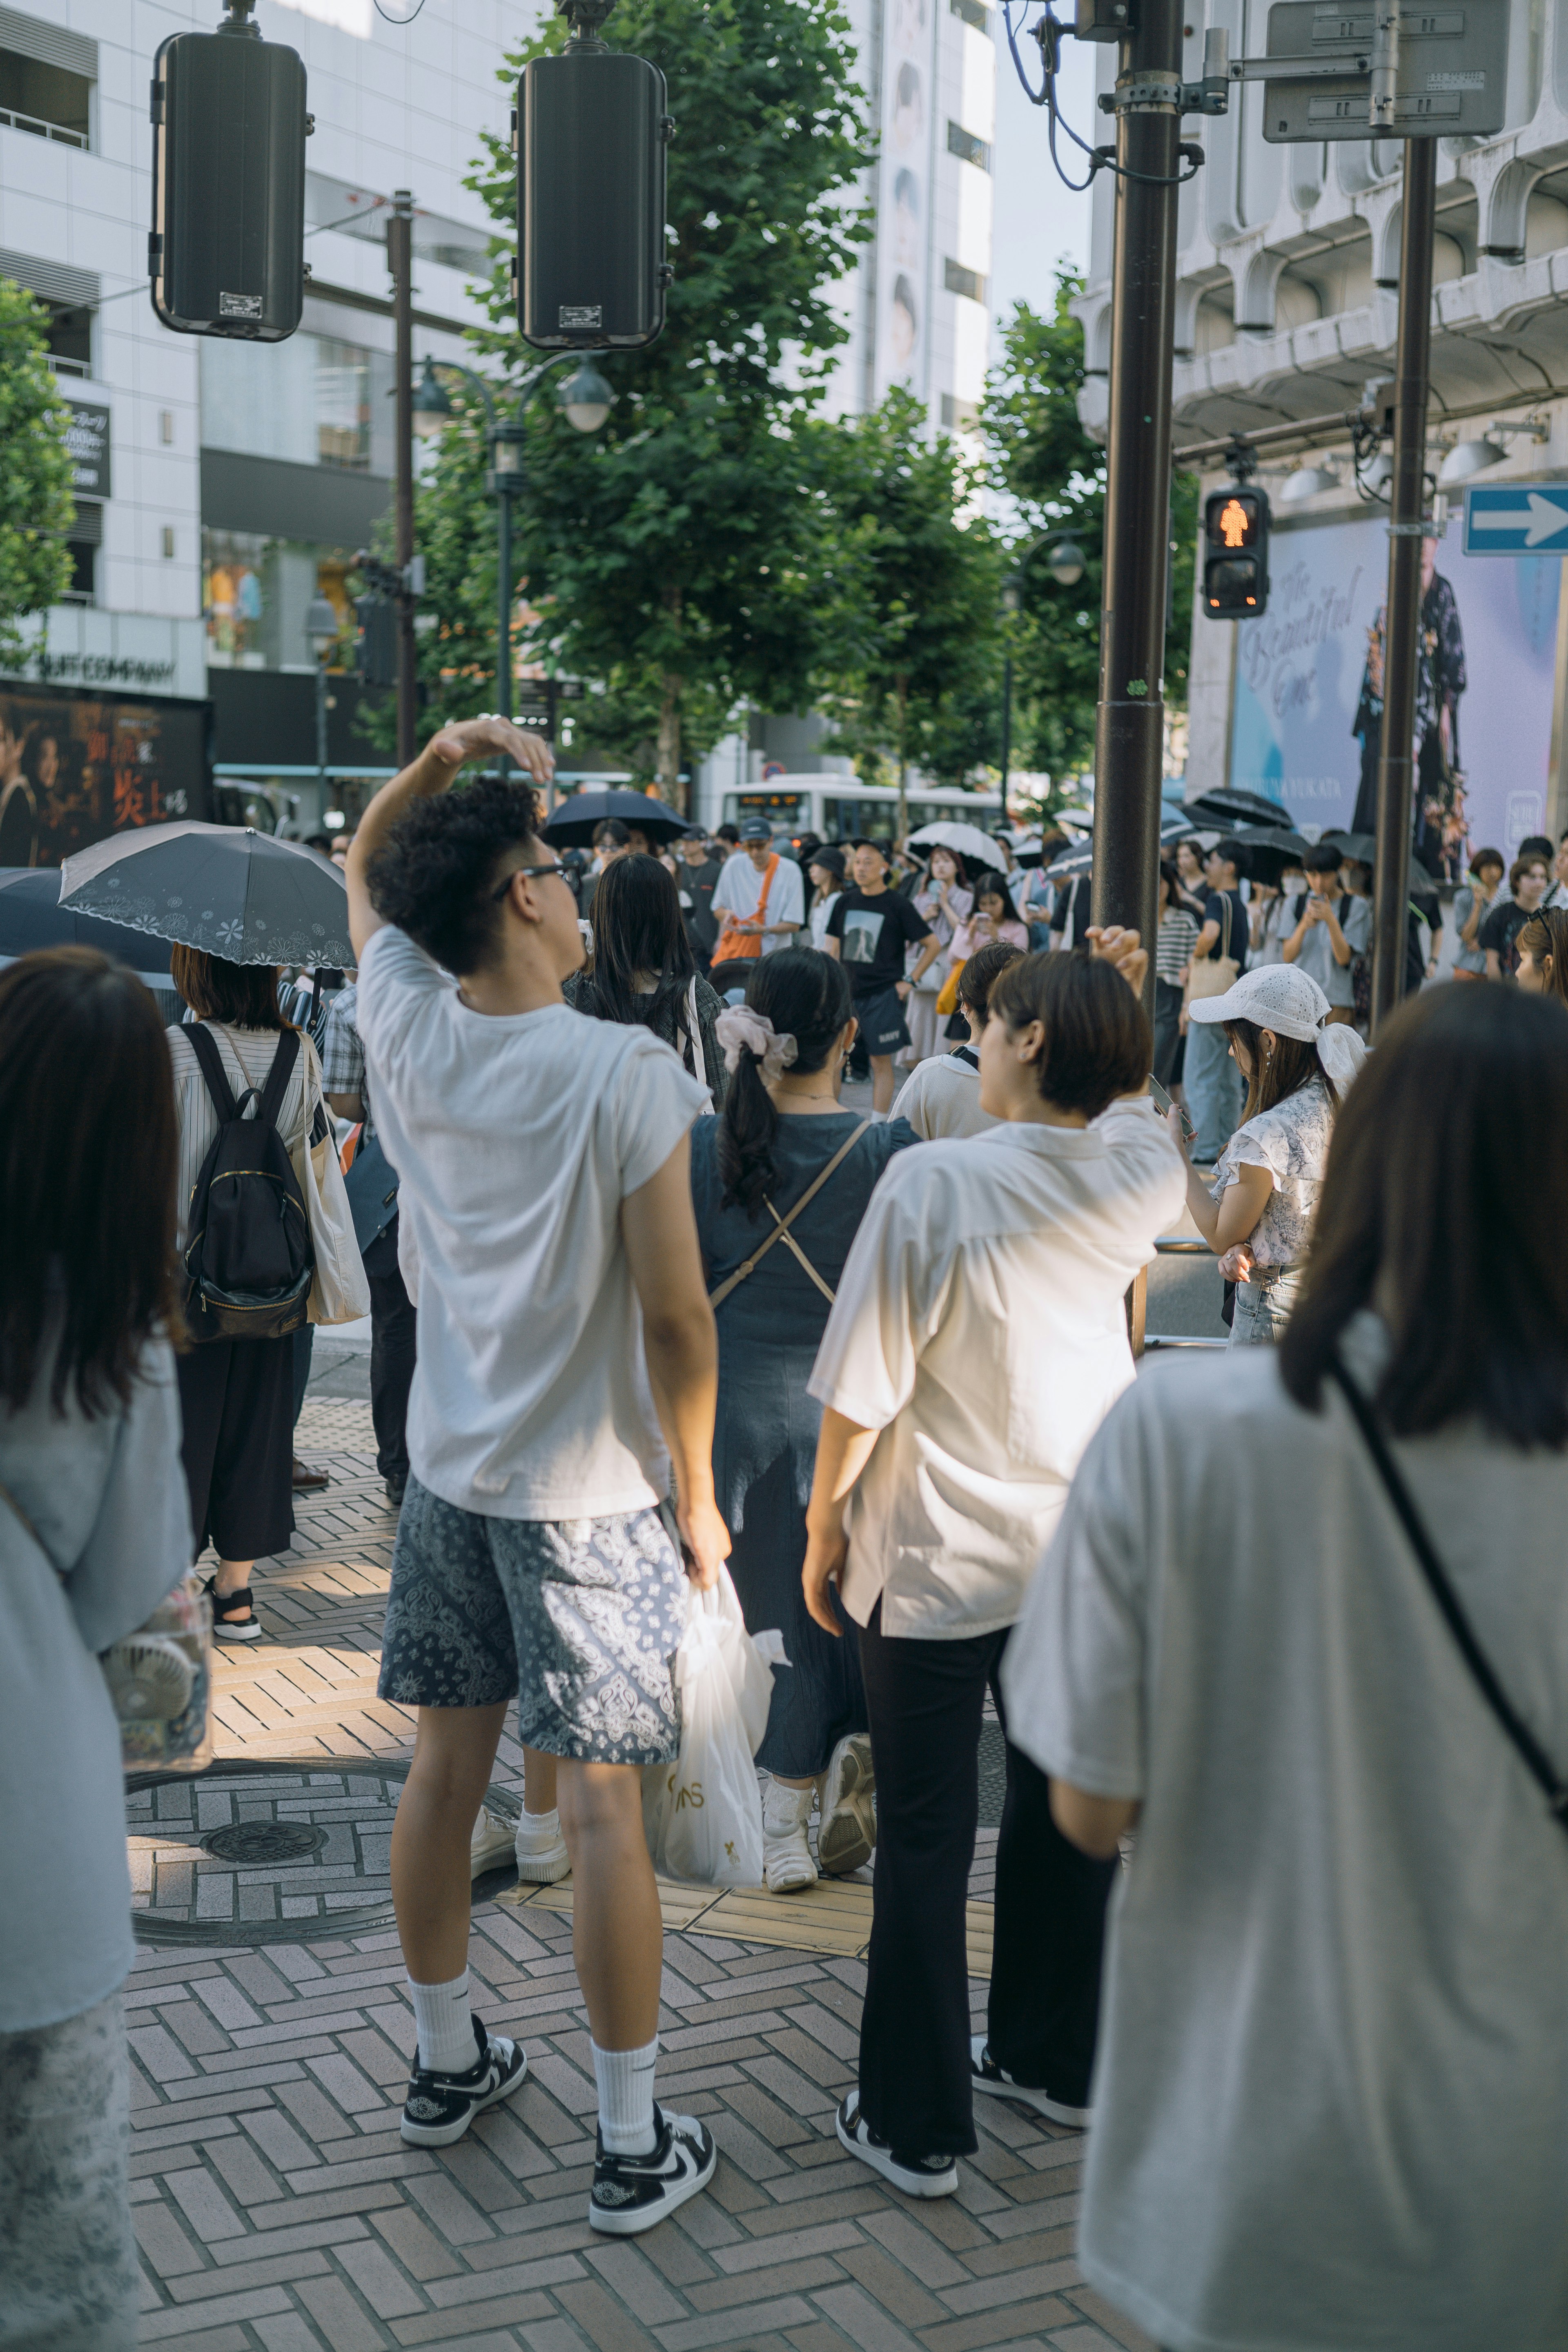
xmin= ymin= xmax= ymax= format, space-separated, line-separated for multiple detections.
xmin=167 ymin=1022 xmax=317 ymax=1251
xmin=1156 ymin=907 xmax=1199 ymax=984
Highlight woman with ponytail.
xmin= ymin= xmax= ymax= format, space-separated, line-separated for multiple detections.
xmin=689 ymin=950 xmax=917 ymax=1893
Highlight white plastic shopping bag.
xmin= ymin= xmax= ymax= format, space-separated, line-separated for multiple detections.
xmin=643 ymin=1565 xmax=789 ymax=1888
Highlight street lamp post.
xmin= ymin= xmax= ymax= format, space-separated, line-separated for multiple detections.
xmin=412 ymin=352 xmax=615 ymax=794
xmin=997 ymin=535 xmax=1085 ymax=823
xmin=305 ymin=592 xmax=341 ymax=821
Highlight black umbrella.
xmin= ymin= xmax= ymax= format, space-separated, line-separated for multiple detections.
xmin=1318 ymin=831 xmax=1376 ymax=865
xmin=59 ymin=822 xmax=352 ymax=967
xmin=1229 ymin=823 xmax=1311 ymax=861
xmin=1185 ymin=787 xmax=1296 ymax=831
xmin=0 ymin=867 xmax=175 ymax=972
xmin=542 ymin=789 xmax=688 ymax=848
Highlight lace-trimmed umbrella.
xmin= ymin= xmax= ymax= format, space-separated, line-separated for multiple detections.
xmin=58 ymin=823 xmax=352 ymax=968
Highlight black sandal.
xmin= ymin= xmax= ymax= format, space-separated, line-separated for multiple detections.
xmin=203 ymin=1576 xmax=262 ymax=1643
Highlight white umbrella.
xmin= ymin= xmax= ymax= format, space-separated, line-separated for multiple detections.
xmin=906 ymin=821 xmax=1006 ymax=871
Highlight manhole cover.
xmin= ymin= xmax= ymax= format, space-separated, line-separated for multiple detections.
xmin=127 ymin=1758 xmax=519 ymax=1947
xmin=202 ymin=1821 xmax=328 ymax=1864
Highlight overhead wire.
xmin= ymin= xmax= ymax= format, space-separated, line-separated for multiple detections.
xmin=1000 ymin=0 xmax=1203 ymax=192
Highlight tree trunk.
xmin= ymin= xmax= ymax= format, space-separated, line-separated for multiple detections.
xmin=658 ymin=584 xmax=684 ymax=811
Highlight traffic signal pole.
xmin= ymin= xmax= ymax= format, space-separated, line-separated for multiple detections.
xmin=1090 ymin=0 xmax=1184 ymax=1009
xmin=1370 ymin=135 xmax=1436 ymax=1034
xmin=389 ymin=190 xmax=417 ymax=767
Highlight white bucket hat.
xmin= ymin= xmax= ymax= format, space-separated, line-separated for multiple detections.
xmin=1187 ymin=963 xmax=1368 ymax=1087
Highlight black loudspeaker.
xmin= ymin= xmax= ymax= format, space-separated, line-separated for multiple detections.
xmin=516 ymin=33 xmax=673 ymax=351
xmin=150 ymin=1 xmax=310 ymax=342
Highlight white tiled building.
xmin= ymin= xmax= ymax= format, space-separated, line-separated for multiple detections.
xmin=1073 ymin=1 xmax=1568 ymax=847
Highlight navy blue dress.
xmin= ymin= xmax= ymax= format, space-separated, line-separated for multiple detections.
xmin=690 ymin=1112 xmax=919 ymax=1776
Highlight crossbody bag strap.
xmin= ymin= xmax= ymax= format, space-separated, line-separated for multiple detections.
xmin=708 ymin=1118 xmax=873 ymax=1308
xmin=1220 ymin=892 xmax=1233 ymax=965
xmin=1327 ymin=1355 xmax=1568 ymax=1841
xmin=684 ymin=975 xmax=708 ymax=1094
xmin=764 ymin=1207 xmax=837 ymax=1306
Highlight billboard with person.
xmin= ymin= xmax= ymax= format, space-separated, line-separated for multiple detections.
xmin=1227 ymin=513 xmax=1561 ymax=877
xmin=0 ymin=685 xmax=212 ymax=868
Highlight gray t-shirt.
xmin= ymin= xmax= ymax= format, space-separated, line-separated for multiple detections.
xmin=1003 ymin=1315 xmax=1568 ymax=2352
xmin=1289 ymin=891 xmax=1370 ymax=1007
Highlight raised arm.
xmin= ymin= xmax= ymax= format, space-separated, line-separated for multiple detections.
xmin=345 ymin=716 xmax=552 ymax=961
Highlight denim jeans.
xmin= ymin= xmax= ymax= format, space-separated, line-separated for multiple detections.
xmin=1183 ymin=1016 xmax=1242 ymax=1164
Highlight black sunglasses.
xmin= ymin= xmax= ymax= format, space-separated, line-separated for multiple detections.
xmin=492 ymin=863 xmax=571 ymax=901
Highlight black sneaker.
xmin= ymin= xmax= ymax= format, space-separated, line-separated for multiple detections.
xmin=589 ymin=2104 xmax=717 ymax=2236
xmin=399 ymin=2014 xmax=527 ymax=2147
xmin=970 ymin=2035 xmax=1090 ymax=2127
xmin=835 ymin=2090 xmax=958 ymax=2198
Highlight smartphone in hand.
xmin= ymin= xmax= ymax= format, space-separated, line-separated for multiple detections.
xmin=1148 ymin=1074 xmax=1196 ymax=1142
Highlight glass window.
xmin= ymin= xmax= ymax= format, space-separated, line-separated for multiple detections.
xmin=203 ymin=531 xmax=355 ymax=672
xmin=200 ymin=335 xmax=393 ymax=474
xmin=0 ymin=49 xmax=91 ymax=147
xmin=44 ymin=303 xmax=93 ymax=377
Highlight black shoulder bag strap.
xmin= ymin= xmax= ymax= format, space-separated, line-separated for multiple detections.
xmin=1327 ymin=1354 xmax=1568 ymax=1841
xmin=185 ymin=1021 xmax=243 ymax=1122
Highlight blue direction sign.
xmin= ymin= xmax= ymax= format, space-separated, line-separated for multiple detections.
xmin=1463 ymin=482 xmax=1568 ymax=555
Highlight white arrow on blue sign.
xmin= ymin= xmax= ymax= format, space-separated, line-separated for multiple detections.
xmin=1463 ymin=483 xmax=1568 ymax=555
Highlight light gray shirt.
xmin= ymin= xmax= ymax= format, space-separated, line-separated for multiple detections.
xmin=1289 ymin=892 xmax=1370 ymax=1008
xmin=0 ymin=1325 xmax=191 ymax=2031
xmin=1004 ymin=1315 xmax=1568 ymax=2352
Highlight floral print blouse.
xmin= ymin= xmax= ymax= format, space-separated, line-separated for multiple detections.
xmin=1210 ymin=1074 xmax=1335 ymax=1269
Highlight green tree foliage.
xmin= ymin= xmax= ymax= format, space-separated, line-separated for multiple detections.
xmin=984 ymin=273 xmax=1196 ymax=784
xmin=394 ymin=0 xmax=875 ymax=796
xmin=0 ymin=281 xmax=74 ymax=669
xmin=815 ymin=390 xmax=1001 ymax=810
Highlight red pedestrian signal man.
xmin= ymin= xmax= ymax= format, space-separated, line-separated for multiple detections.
xmin=1219 ymin=497 xmax=1250 ymax=549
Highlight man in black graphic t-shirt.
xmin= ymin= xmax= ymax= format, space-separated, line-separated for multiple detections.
xmin=824 ymin=840 xmax=939 ymax=1114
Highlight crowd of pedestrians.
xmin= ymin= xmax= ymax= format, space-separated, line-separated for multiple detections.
xmin=4 ymin=734 xmax=1566 ymax=2350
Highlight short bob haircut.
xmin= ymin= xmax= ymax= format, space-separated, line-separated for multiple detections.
xmin=0 ymin=948 xmax=182 ymax=1416
xmin=171 ymin=945 xmax=287 ymax=1029
xmin=1509 ymin=852 xmax=1549 ymax=891
xmin=1281 ymin=984 xmax=1568 ymax=1445
xmin=989 ymin=948 xmax=1151 ymax=1121
xmin=365 ymin=775 xmax=542 ymax=975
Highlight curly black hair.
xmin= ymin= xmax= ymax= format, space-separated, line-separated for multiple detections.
xmin=365 ymin=777 xmax=541 ymax=975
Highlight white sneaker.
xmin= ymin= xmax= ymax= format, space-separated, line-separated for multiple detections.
xmin=816 ymin=1734 xmax=875 ymax=1877
xmin=761 ymin=1777 xmax=817 ymax=1894
xmin=470 ymin=1806 xmax=517 ymax=1877
xmin=514 ymin=1808 xmax=570 ymax=1884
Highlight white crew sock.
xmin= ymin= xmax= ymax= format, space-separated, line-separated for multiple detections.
xmin=408 ymin=1970 xmax=476 ymax=2076
xmin=515 ymin=1806 xmax=560 ymax=1849
xmin=593 ymin=2036 xmax=659 ymax=2156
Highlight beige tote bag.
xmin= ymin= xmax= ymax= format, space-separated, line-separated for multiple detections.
xmin=295 ymin=1042 xmax=370 ymax=1326
xmin=1184 ymin=892 xmax=1239 ymax=1003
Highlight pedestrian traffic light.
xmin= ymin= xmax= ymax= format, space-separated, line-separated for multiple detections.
xmin=1202 ymin=484 xmax=1270 ymax=619
xmin=355 ymin=595 xmax=397 ymax=690
xmin=149 ymin=0 xmax=310 ymax=342
xmin=515 ymin=0 xmax=674 ymax=351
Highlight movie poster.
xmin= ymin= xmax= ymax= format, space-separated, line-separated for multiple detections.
xmin=874 ymin=0 xmax=937 ymax=403
xmin=0 ymin=686 xmax=211 ymax=868
xmin=1228 ymin=513 xmax=1561 ymax=869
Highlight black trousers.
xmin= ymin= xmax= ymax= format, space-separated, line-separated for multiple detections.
xmin=176 ymin=1333 xmax=296 ymax=1564
xmin=365 ymin=1218 xmax=416 ymax=1482
xmin=858 ymin=1602 xmax=1119 ymax=2156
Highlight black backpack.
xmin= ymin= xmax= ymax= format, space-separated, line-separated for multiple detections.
xmin=182 ymin=1025 xmax=314 ymax=1343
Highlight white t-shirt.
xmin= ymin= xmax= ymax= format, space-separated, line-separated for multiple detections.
xmin=808 ymin=1102 xmax=1185 ymax=1638
xmin=889 ymin=1049 xmax=997 ymax=1141
xmin=1004 ymin=1318 xmax=1568 ymax=2352
xmin=356 ymin=926 xmax=709 ymax=1519
xmin=711 ymin=852 xmax=804 ymax=953
xmin=808 ymin=890 xmax=841 ymax=952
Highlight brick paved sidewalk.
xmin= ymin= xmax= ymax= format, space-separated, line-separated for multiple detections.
xmin=125 ymin=1401 xmax=1151 ymax=2352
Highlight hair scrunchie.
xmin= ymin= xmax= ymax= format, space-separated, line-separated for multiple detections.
xmin=715 ymin=1005 xmax=798 ymax=1081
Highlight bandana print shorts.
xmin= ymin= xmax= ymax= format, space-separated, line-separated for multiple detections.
xmin=377 ymin=1480 xmax=686 ymax=1764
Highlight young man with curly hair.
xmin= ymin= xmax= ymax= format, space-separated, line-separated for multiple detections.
xmin=345 ymin=718 xmax=729 ymax=2234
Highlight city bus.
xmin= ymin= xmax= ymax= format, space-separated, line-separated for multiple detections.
xmin=718 ymin=776 xmax=1006 ymax=847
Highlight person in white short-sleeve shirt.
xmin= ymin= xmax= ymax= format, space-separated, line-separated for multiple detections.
xmin=1005 ymin=981 xmax=1568 ymax=2352
xmin=802 ymin=934 xmax=1184 ymax=2199
xmin=709 ymin=823 xmax=804 ymax=972
xmin=345 ymin=716 xmax=729 ymax=2239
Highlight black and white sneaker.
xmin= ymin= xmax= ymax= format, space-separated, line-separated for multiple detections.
xmin=399 ymin=2014 xmax=527 ymax=2147
xmin=589 ymin=2105 xmax=717 ymax=2236
xmin=835 ymin=2091 xmax=958 ymax=2198
xmin=970 ymin=2035 xmax=1090 ymax=2127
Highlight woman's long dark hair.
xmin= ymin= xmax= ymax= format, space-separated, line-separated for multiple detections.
xmin=1281 ymin=985 xmax=1568 ymax=1443
xmin=0 ymin=949 xmax=183 ymax=1416
xmin=718 ymin=949 xmax=853 ymax=1218
xmin=975 ymin=874 xmax=1022 ymax=926
xmin=577 ymin=852 xmax=696 ymax=1043
xmin=1223 ymin=1016 xmax=1339 ymax=1122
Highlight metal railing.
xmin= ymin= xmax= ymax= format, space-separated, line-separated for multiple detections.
xmin=1136 ymin=1236 xmax=1229 ymax=1354
xmin=0 ymin=108 xmax=88 ymax=149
